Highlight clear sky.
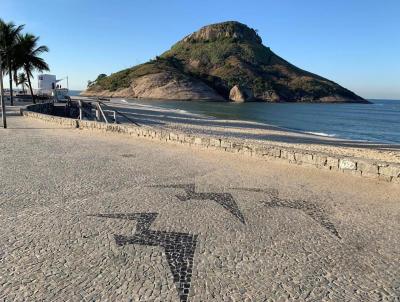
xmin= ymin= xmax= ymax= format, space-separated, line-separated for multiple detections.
xmin=2 ymin=0 xmax=400 ymax=99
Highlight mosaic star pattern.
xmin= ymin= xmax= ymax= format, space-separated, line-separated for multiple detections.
xmin=263 ymin=196 xmax=341 ymax=239
xmin=91 ymin=213 xmax=198 ymax=302
xmin=233 ymin=187 xmax=340 ymax=239
xmin=153 ymin=184 xmax=246 ymax=224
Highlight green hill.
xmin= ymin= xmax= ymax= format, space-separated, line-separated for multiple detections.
xmin=84 ymin=21 xmax=367 ymax=103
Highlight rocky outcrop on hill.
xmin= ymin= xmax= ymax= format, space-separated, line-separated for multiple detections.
xmin=182 ymin=21 xmax=262 ymax=44
xmin=83 ymin=21 xmax=368 ymax=103
xmin=86 ymin=71 xmax=224 ymax=100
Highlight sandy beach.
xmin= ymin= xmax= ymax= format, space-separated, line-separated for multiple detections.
xmin=94 ymin=98 xmax=400 ymax=164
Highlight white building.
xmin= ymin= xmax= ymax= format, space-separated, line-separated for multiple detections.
xmin=38 ymin=74 xmax=57 ymax=92
xmin=36 ymin=74 xmax=69 ymax=101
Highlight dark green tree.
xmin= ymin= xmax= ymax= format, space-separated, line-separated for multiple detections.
xmin=14 ymin=33 xmax=49 ymax=103
xmin=95 ymin=74 xmax=107 ymax=81
xmin=0 ymin=19 xmax=24 ymax=105
xmin=17 ymin=72 xmax=27 ymax=93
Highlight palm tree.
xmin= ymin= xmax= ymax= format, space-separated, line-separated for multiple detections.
xmin=0 ymin=19 xmax=24 ymax=106
xmin=14 ymin=33 xmax=49 ymax=103
xmin=17 ymin=72 xmax=27 ymax=94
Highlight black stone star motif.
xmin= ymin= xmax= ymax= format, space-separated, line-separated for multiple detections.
xmin=232 ymin=187 xmax=279 ymax=196
xmin=152 ymin=184 xmax=245 ymax=224
xmin=90 ymin=213 xmax=198 ymax=302
xmin=233 ymin=187 xmax=340 ymax=239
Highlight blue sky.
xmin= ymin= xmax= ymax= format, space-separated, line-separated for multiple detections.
xmin=2 ymin=0 xmax=400 ymax=99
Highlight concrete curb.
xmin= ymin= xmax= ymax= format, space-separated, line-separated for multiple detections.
xmin=21 ymin=103 xmax=400 ymax=184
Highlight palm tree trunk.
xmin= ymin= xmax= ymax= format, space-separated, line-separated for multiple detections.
xmin=26 ymin=71 xmax=35 ymax=104
xmin=0 ymin=57 xmax=7 ymax=128
xmin=8 ymin=62 xmax=13 ymax=106
xmin=13 ymin=71 xmax=18 ymax=89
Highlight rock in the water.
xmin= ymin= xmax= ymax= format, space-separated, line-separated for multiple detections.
xmin=229 ymin=85 xmax=253 ymax=102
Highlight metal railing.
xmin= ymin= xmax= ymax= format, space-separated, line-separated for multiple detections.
xmin=69 ymin=98 xmax=140 ymax=126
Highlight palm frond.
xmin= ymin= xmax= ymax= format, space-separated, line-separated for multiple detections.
xmin=13 ymin=32 xmax=50 ymax=76
xmin=32 ymin=45 xmax=49 ymax=55
xmin=28 ymin=56 xmax=49 ymax=72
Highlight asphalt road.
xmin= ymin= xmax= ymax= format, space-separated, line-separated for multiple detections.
xmin=0 ymin=115 xmax=399 ymax=301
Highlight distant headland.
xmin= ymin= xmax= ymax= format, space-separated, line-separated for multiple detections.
xmin=83 ymin=21 xmax=368 ymax=103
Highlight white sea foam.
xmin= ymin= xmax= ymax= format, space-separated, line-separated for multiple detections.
xmin=304 ymin=131 xmax=336 ymax=137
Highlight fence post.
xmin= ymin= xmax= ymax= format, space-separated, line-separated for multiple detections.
xmin=78 ymin=100 xmax=83 ymax=120
xmin=96 ymin=103 xmax=100 ymax=121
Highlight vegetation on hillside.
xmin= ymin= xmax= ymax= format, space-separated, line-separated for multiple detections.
xmin=86 ymin=21 xmax=365 ymax=102
xmin=89 ymin=57 xmax=192 ymax=92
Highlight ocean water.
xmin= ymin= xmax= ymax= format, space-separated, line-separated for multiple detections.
xmin=68 ymin=90 xmax=82 ymax=97
xmin=127 ymin=99 xmax=400 ymax=144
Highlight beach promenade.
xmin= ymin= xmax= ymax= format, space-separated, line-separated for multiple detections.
xmin=0 ymin=115 xmax=399 ymax=301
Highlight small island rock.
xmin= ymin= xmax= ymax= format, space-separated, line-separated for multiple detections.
xmin=229 ymin=85 xmax=253 ymax=102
